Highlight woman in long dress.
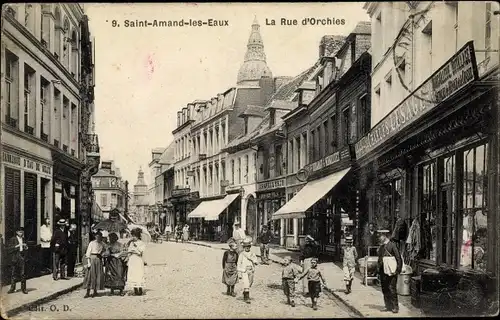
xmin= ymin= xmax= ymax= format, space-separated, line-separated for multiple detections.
xmin=84 ymin=232 xmax=105 ymax=298
xmin=182 ymin=224 xmax=190 ymax=242
xmin=126 ymin=228 xmax=146 ymax=296
xmin=104 ymin=233 xmax=126 ymax=295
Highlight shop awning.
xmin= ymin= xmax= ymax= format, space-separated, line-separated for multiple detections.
xmin=272 ymin=167 xmax=351 ymax=220
xmin=187 ymin=193 xmax=240 ymax=221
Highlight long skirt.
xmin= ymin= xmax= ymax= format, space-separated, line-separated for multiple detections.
xmin=302 ymin=258 xmax=312 ymax=294
xmin=105 ymin=257 xmax=125 ymax=289
xmin=222 ymin=262 xmax=238 ymax=286
xmin=85 ymin=255 xmax=105 ymax=291
xmin=182 ymin=231 xmax=189 ymax=241
xmin=126 ymin=254 xmax=145 ymax=289
xmin=241 ymin=269 xmax=254 ymax=291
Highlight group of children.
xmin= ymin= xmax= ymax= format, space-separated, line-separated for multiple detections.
xmin=221 ymin=235 xmax=358 ymax=310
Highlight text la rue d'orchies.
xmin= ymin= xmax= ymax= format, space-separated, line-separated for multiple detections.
xmin=265 ymin=17 xmax=345 ymax=26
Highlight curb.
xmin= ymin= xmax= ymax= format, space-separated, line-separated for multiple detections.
xmin=4 ymin=281 xmax=84 ymax=318
xmin=184 ymin=241 xmax=364 ymax=318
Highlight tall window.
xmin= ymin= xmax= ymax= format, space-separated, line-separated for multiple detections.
xmin=24 ymin=65 xmax=35 ymax=134
xmin=71 ymin=103 xmax=77 ymax=154
xmin=330 ymin=114 xmax=337 ymax=153
xmin=286 ymin=219 xmax=293 ymax=235
xmin=24 ymin=4 xmax=34 ymax=33
xmin=289 ymin=140 xmax=294 ymax=173
xmin=237 ymin=158 xmax=241 ymax=184
xmin=275 ymin=144 xmax=283 ymax=176
xmin=41 ymin=5 xmax=51 ymax=47
xmin=252 ymin=152 xmax=257 ymax=182
xmin=342 ymin=107 xmax=350 ymax=147
xmin=420 ymin=161 xmax=437 ymax=261
xmin=4 ymin=51 xmax=19 ymax=125
xmin=358 ymin=94 xmax=370 ymax=136
xmin=269 ymin=109 xmax=276 ymax=126
xmin=296 ymin=136 xmax=301 ymax=170
xmin=244 ymin=155 xmax=249 ymax=183
xmin=323 ymin=121 xmax=329 ymax=156
xmin=54 ymin=6 xmax=62 ymax=59
xmin=71 ymin=31 xmax=78 ymax=77
xmin=40 ymin=77 xmax=50 ymax=139
xmin=101 ymin=194 xmax=108 ymax=207
xmin=302 ymin=132 xmax=307 ymax=166
xmin=485 ymin=3 xmax=492 ymax=61
xmin=231 ymin=160 xmax=235 ymax=185
xmin=461 ymin=143 xmax=488 ymax=271
xmin=319 ymin=124 xmax=325 ymax=158
xmin=311 ymin=130 xmax=316 ymax=161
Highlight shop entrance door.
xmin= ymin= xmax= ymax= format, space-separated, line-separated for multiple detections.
xmin=246 ymin=196 xmax=257 ymax=243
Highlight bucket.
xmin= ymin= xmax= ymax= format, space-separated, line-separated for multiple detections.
xmin=397 ymin=272 xmax=412 ymax=296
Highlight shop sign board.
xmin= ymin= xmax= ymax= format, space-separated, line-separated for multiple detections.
xmin=3 ymin=151 xmax=52 ymax=177
xmin=257 ymin=178 xmax=285 ymax=192
xmin=305 ymin=151 xmax=341 ymax=174
xmin=355 ymin=41 xmax=478 ymax=159
xmin=171 ymin=188 xmax=190 ymax=197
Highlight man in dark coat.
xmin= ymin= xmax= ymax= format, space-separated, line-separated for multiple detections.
xmin=7 ymin=227 xmax=29 ymax=294
xmin=364 ymin=222 xmax=378 ymax=256
xmin=258 ymin=225 xmax=273 ymax=264
xmin=51 ymin=219 xmax=69 ymax=280
xmin=66 ymin=223 xmax=78 ymax=277
xmin=377 ymin=229 xmax=403 ymax=314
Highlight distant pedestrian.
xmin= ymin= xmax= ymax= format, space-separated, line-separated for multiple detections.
xmin=259 ymin=225 xmax=273 ymax=264
xmin=281 ymin=256 xmax=300 ymax=307
xmin=40 ymin=217 xmax=52 ymax=272
xmin=51 ymin=219 xmax=69 ymax=280
xmin=377 ymin=229 xmax=403 ymax=314
xmin=342 ymin=236 xmax=357 ymax=294
xmin=164 ymin=224 xmax=172 ymax=241
xmin=126 ymin=228 xmax=146 ymax=296
xmin=232 ymin=222 xmax=246 ymax=253
xmin=237 ymin=237 xmax=259 ymax=304
xmin=67 ymin=223 xmax=78 ymax=277
xmin=296 ymin=258 xmax=327 ymax=310
xmin=175 ymin=225 xmax=182 ymax=242
xmin=84 ymin=232 xmax=105 ymax=298
xmin=7 ymin=227 xmax=28 ymax=294
xmin=182 ymin=224 xmax=190 ymax=242
xmin=222 ymin=238 xmax=239 ymax=297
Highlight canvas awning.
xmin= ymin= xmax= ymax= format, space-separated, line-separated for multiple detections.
xmin=272 ymin=167 xmax=351 ymax=220
xmin=187 ymin=193 xmax=240 ymax=221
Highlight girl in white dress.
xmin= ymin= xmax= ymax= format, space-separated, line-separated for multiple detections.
xmin=126 ymin=228 xmax=146 ymax=296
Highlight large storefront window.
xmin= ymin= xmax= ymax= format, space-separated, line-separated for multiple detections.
xmin=440 ymin=155 xmax=457 ymax=265
xmin=420 ymin=162 xmax=437 ymax=261
xmin=374 ymin=178 xmax=401 ymax=231
xmin=460 ymin=143 xmax=488 ymax=271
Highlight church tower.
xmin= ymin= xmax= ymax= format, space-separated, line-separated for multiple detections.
xmin=237 ymin=17 xmax=273 ymax=85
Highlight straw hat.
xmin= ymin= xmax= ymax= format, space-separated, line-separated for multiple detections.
xmin=57 ymin=219 xmax=66 ymax=225
xmin=242 ymin=237 xmax=252 ymax=247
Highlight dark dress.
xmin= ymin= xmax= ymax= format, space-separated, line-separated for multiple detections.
xmin=104 ymin=242 xmax=126 ymax=290
xmin=222 ymin=250 xmax=239 ymax=286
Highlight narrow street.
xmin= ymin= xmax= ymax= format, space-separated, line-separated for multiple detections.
xmin=15 ymin=242 xmax=358 ymax=319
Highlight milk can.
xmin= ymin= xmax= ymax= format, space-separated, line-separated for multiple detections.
xmin=397 ymin=266 xmax=412 ymax=296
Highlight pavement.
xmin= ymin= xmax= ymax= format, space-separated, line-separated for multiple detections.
xmin=12 ymin=241 xmax=357 ymax=319
xmin=181 ymin=239 xmax=424 ymax=318
xmin=1 ymin=274 xmax=83 ymax=318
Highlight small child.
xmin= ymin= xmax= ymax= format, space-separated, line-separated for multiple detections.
xmin=222 ymin=238 xmax=239 ymax=297
xmin=237 ymin=238 xmax=259 ymax=304
xmin=342 ymin=236 xmax=357 ymax=294
xmin=281 ymin=256 xmax=300 ymax=307
xmin=296 ymin=258 xmax=327 ymax=310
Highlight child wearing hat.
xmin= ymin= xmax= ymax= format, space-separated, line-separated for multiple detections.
xmin=296 ymin=258 xmax=327 ymax=310
xmin=281 ymin=256 xmax=300 ymax=307
xmin=342 ymin=236 xmax=357 ymax=294
xmin=237 ymin=237 xmax=259 ymax=303
xmin=222 ymin=238 xmax=239 ymax=296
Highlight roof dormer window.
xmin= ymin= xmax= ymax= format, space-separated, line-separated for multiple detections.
xmin=269 ymin=109 xmax=276 ymax=127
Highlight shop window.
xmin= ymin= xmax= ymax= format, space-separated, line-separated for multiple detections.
xmin=286 ymin=219 xmax=293 ymax=235
xmin=419 ymin=161 xmax=437 ymax=262
xmin=374 ymin=178 xmax=401 ymax=231
xmin=440 ymin=154 xmax=457 ymax=265
xmin=460 ymin=143 xmax=488 ymax=271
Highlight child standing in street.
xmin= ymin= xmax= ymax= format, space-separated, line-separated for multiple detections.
xmin=296 ymin=258 xmax=327 ymax=310
xmin=222 ymin=238 xmax=239 ymax=297
xmin=237 ymin=237 xmax=259 ymax=304
xmin=342 ymin=236 xmax=357 ymax=294
xmin=281 ymin=256 xmax=300 ymax=307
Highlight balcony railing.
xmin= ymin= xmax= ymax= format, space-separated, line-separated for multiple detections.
xmin=86 ymin=133 xmax=100 ymax=154
xmin=54 ymin=139 xmax=59 ymax=148
xmin=4 ymin=115 xmax=18 ymax=128
xmin=24 ymin=124 xmax=34 ymax=135
xmin=63 ymin=144 xmax=68 ymax=152
xmin=41 ymin=132 xmax=48 ymax=142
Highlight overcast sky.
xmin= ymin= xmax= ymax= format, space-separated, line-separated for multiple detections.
xmin=85 ymin=2 xmax=369 ymax=184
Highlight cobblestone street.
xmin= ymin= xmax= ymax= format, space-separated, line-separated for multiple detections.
xmin=15 ymin=242 xmax=357 ymax=319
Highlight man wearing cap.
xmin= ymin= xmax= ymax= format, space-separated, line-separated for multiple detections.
xmin=258 ymin=225 xmax=273 ymax=265
xmin=232 ymin=222 xmax=246 ymax=254
xmin=51 ymin=219 xmax=69 ymax=280
xmin=377 ymin=229 xmax=403 ymax=313
xmin=7 ymin=227 xmax=29 ymax=294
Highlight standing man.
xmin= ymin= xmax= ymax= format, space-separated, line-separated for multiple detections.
xmin=364 ymin=222 xmax=378 ymax=256
xmin=51 ymin=219 xmax=69 ymax=280
xmin=7 ymin=227 xmax=29 ymax=294
xmin=164 ymin=224 xmax=172 ymax=242
xmin=67 ymin=223 xmax=78 ymax=277
xmin=40 ymin=217 xmax=52 ymax=272
xmin=377 ymin=229 xmax=403 ymax=314
xmin=232 ymin=222 xmax=246 ymax=253
xmin=258 ymin=225 xmax=273 ymax=265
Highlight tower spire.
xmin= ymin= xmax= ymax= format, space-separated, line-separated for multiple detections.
xmin=236 ymin=17 xmax=273 ymax=85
